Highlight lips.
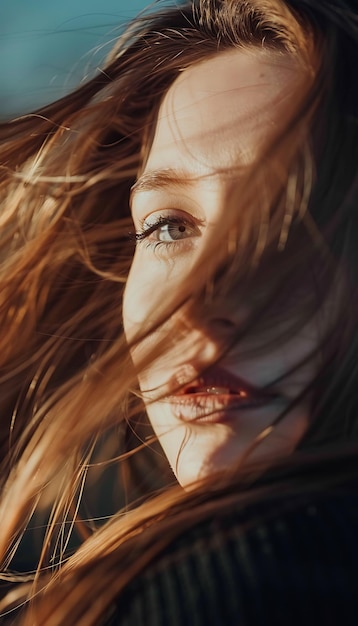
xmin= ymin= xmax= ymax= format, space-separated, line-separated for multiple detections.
xmin=168 ymin=365 xmax=279 ymax=423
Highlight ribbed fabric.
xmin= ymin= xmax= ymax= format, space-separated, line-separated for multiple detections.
xmin=111 ymin=491 xmax=358 ymax=625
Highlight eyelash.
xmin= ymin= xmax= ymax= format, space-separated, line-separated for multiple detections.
xmin=134 ymin=215 xmax=201 ymax=251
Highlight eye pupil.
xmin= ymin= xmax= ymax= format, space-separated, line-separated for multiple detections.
xmin=178 ymin=225 xmax=186 ymax=233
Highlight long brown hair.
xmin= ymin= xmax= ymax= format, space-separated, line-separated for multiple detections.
xmin=0 ymin=0 xmax=357 ymax=623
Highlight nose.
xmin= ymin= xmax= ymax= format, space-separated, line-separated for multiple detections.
xmin=187 ymin=292 xmax=247 ymax=337
xmin=174 ymin=308 xmax=241 ymax=365
xmin=202 ymin=315 xmax=241 ymax=354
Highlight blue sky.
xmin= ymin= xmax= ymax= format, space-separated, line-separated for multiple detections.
xmin=0 ymin=0 xmax=164 ymax=117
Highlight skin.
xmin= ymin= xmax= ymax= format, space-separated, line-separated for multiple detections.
xmin=123 ymin=49 xmax=316 ymax=488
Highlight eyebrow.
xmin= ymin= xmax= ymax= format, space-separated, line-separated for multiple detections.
xmin=130 ymin=165 xmax=246 ymax=201
xmin=130 ymin=168 xmax=198 ymax=196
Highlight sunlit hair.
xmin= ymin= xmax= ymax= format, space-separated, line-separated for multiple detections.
xmin=0 ymin=0 xmax=357 ymax=623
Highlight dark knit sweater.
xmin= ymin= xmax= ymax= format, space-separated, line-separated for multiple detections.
xmin=110 ymin=487 xmax=358 ymax=626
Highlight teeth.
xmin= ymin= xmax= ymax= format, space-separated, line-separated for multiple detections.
xmin=194 ymin=386 xmax=248 ymax=396
xmin=205 ymin=386 xmax=229 ymax=395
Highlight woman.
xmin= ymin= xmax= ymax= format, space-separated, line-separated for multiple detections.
xmin=0 ymin=0 xmax=357 ymax=623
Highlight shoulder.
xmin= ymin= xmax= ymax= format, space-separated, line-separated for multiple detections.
xmin=110 ymin=486 xmax=358 ymax=625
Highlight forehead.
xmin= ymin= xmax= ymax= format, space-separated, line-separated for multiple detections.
xmin=145 ymin=49 xmax=297 ymax=174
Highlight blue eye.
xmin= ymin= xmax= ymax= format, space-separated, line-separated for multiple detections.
xmin=135 ymin=215 xmax=201 ymax=245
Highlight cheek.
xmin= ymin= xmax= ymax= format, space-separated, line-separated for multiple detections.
xmin=123 ymin=251 xmax=156 ymax=339
xmin=123 ymin=247 xmax=188 ymax=341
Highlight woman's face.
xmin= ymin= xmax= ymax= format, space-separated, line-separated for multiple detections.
xmin=123 ymin=49 xmax=316 ymax=487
